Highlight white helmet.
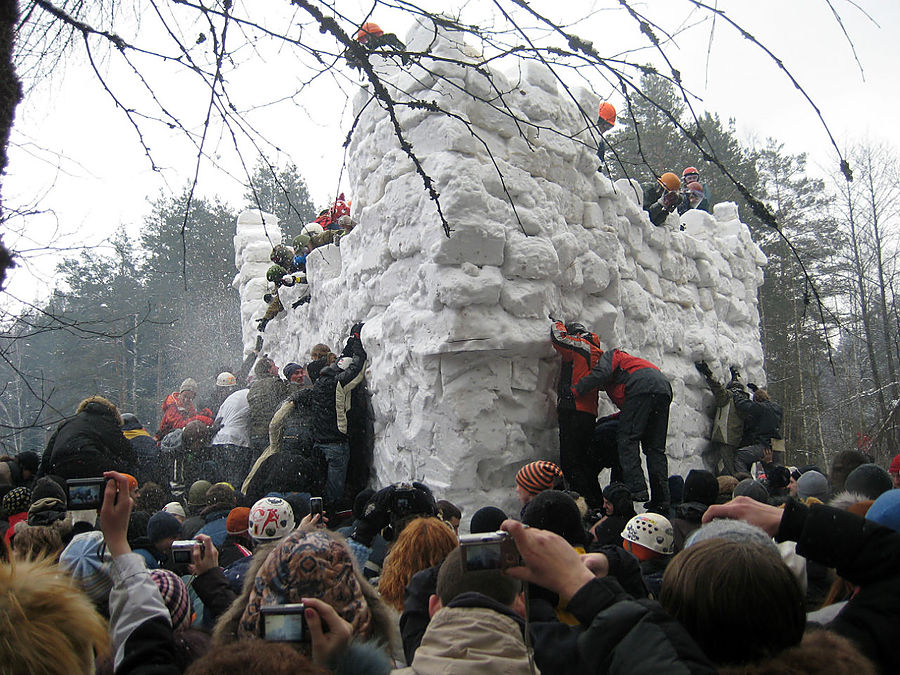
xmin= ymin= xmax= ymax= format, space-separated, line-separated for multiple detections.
xmin=216 ymin=371 xmax=237 ymax=387
xmin=621 ymin=513 xmax=675 ymax=555
xmin=301 ymin=222 xmax=324 ymax=236
xmin=249 ymin=497 xmax=295 ymax=541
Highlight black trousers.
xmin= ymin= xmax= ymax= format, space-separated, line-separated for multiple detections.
xmin=617 ymin=392 xmax=672 ymax=506
xmin=558 ymin=408 xmax=604 ymax=508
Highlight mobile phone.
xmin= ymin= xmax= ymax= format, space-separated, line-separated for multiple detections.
xmin=261 ymin=604 xmax=309 ymax=642
xmin=66 ymin=478 xmax=106 ymax=511
xmin=171 ymin=540 xmax=200 ymax=564
xmin=309 ymin=497 xmax=323 ymax=520
xmin=458 ymin=531 xmax=521 ymax=571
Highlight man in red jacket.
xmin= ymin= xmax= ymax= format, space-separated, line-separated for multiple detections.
xmin=551 ymin=319 xmax=604 ymax=508
xmin=576 ymin=348 xmax=673 ymax=514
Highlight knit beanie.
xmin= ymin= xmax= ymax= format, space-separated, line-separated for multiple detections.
xmin=59 ymin=531 xmax=113 ymax=611
xmin=14 ymin=450 xmax=40 ymax=474
xmin=668 ymin=475 xmax=685 ymax=505
xmin=515 ymin=461 xmax=564 ymax=496
xmin=732 ymin=479 xmax=769 ymax=504
xmin=147 ymin=511 xmax=182 ymax=544
xmin=283 ymin=363 xmax=303 ymax=380
xmin=469 ymin=506 xmax=508 ymax=534
xmin=890 ymin=454 xmax=900 ymax=474
xmin=150 ymin=569 xmax=191 ymax=631
xmin=226 ymin=507 xmax=251 ymax=535
xmin=162 ymin=502 xmax=186 ymax=519
xmin=31 ymin=476 xmax=67 ymax=504
xmin=866 ymin=490 xmax=900 ymax=533
xmin=2 ymin=486 xmax=31 ymax=515
xmin=797 ymin=470 xmax=829 ymax=501
xmin=683 ymin=470 xmax=718 ymax=506
xmin=844 ymin=464 xmax=892 ymax=500
xmin=188 ymin=480 xmax=212 ymax=507
xmin=685 ymin=518 xmax=779 ymax=554
xmin=521 ymin=490 xmax=588 ymax=547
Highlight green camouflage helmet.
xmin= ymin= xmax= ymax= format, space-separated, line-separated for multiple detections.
xmin=270 ymin=244 xmax=294 ymax=267
xmin=292 ymin=233 xmax=311 ymax=249
xmin=266 ymin=264 xmax=287 ymax=282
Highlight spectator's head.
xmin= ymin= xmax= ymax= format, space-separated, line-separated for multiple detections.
xmin=135 ymin=482 xmax=167 ymax=514
xmin=310 ymin=343 xmax=332 ymax=362
xmin=732 ymin=479 xmax=769 ymax=504
xmin=203 ymin=483 xmax=236 ymax=515
xmin=0 ymin=557 xmax=110 ymax=673
xmin=685 ymin=519 xmax=779 ymax=553
xmin=866 ymin=489 xmax=900 ymax=533
xmin=660 ymin=538 xmax=805 ymax=666
xmin=521 ymin=490 xmax=588 ymax=548
xmin=182 ymin=420 xmax=211 ymax=450
xmin=188 ymin=480 xmax=213 ymax=511
xmin=282 ymin=363 xmax=306 ymax=384
xmin=469 ymin=506 xmax=508 ymax=534
xmin=147 ymin=511 xmax=182 ymax=554
xmin=352 ymin=488 xmax=375 ymax=521
xmin=436 ymin=500 xmax=462 ymax=532
xmin=766 ymin=465 xmax=791 ymax=493
xmin=305 ymin=357 xmax=329 ymax=383
xmin=515 ymin=461 xmax=564 ymax=505
xmin=2 ymin=486 xmax=31 ymax=517
xmin=797 ymin=471 xmax=829 ymax=502
xmin=752 ymin=388 xmax=770 ymax=402
xmin=58 ymin=531 xmax=114 ymax=615
xmin=14 ymin=451 xmax=39 ymax=480
xmin=215 ymin=372 xmax=237 ymax=389
xmin=150 ymin=568 xmax=191 ymax=632
xmin=716 ymin=476 xmax=739 ymax=504
xmin=683 ymin=470 xmax=718 ymax=507
xmin=378 ymin=517 xmax=458 ymax=612
xmin=185 ymin=640 xmax=324 ymax=674
xmin=830 ymin=450 xmax=869 ymax=493
xmin=844 ymin=463 xmax=892 ymax=500
xmin=215 ymin=530 xmax=397 ymax=654
xmin=163 ymin=501 xmax=186 ymax=523
xmin=29 ymin=476 xmax=67 ymax=509
xmin=431 ymin=546 xmax=523 ymax=617
xmin=249 ymin=496 xmax=295 ymax=542
xmin=226 ymin=507 xmax=251 ymax=538
xmin=11 ymin=525 xmax=64 ymax=561
xmin=179 ymin=379 xmax=198 ymax=403
xmin=890 ymin=453 xmax=900 ymax=489
xmin=602 ymin=482 xmax=636 ymax=520
xmin=621 ymin=513 xmax=675 ymax=560
xmin=253 ymin=357 xmax=277 ymax=379
xmin=76 ymin=395 xmax=123 ymax=425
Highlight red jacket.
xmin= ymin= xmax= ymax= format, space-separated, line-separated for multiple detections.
xmin=155 ymin=392 xmax=196 ymax=440
xmin=551 ymin=321 xmax=603 ymax=416
xmin=576 ymin=349 xmax=671 ymax=409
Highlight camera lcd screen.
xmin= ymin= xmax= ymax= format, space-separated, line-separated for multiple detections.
xmin=464 ymin=543 xmax=503 ymax=571
xmin=263 ymin=611 xmax=305 ymax=642
xmin=67 ymin=481 xmax=103 ymax=509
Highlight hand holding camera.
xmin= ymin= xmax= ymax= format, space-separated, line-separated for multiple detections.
xmin=661 ymin=191 xmax=681 ymax=211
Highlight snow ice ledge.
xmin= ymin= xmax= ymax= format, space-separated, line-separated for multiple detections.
xmin=233 ymin=19 xmax=769 ymax=520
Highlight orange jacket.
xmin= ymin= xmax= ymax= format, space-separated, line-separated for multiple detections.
xmin=551 ymin=321 xmax=603 ymax=416
xmin=155 ymin=392 xmax=196 ymax=440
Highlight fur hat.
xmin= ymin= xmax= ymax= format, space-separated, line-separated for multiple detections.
xmin=515 ymin=461 xmax=564 ymax=496
xmin=828 ymin=490 xmax=869 ymax=512
xmin=797 ymin=470 xmax=829 ymax=501
xmin=844 ymin=464 xmax=892 ymax=500
xmin=75 ymin=395 xmax=123 ymax=426
xmin=205 ymin=483 xmax=235 ymax=509
xmin=683 ymin=470 xmax=719 ymax=506
xmin=716 ymin=476 xmax=739 ymax=503
xmin=469 ymin=506 xmax=508 ymax=534
xmin=147 ymin=511 xmax=181 ymax=544
xmin=150 ymin=569 xmax=191 ymax=631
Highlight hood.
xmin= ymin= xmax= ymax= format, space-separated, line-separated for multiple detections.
xmin=673 ymin=501 xmax=708 ymax=523
xmin=77 ymin=396 xmax=123 ymax=425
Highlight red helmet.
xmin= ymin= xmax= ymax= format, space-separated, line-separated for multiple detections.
xmin=598 ymin=102 xmax=617 ymax=127
xmin=356 ymin=22 xmax=384 ymax=43
xmin=682 ymin=166 xmax=699 ymax=178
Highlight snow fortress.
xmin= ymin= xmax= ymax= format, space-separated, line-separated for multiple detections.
xmin=233 ymin=20 xmax=768 ymax=517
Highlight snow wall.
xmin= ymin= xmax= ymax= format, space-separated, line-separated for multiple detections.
xmin=233 ymin=19 xmax=768 ymax=518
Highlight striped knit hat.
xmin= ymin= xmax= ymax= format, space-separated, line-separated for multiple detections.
xmin=150 ymin=568 xmax=190 ymax=631
xmin=516 ymin=461 xmax=564 ymax=496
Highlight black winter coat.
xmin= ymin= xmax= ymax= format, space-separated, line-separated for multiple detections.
xmin=311 ymin=337 xmax=367 ymax=445
xmin=730 ymin=385 xmax=783 ymax=447
xmin=39 ymin=401 xmax=136 ymax=479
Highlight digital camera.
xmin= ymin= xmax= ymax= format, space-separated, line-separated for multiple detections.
xmin=458 ymin=531 xmax=521 ymax=571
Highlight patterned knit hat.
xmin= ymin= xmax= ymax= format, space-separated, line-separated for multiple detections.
xmin=150 ymin=568 xmax=190 ymax=631
xmin=226 ymin=507 xmax=251 ymax=535
xmin=2 ymin=486 xmax=32 ymax=515
xmin=238 ymin=530 xmax=372 ymax=641
xmin=515 ymin=461 xmax=564 ymax=496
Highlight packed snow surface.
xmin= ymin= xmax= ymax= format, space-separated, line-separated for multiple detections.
xmin=233 ymin=20 xmax=767 ymax=519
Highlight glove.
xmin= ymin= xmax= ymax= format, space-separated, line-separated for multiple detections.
xmin=351 ymin=485 xmax=395 ymax=547
xmin=729 ymin=366 xmax=740 ymax=381
xmin=694 ymin=361 xmax=712 ymax=378
xmin=661 ymin=191 xmax=681 ymax=210
xmin=747 ymin=383 xmax=758 ymax=392
xmin=350 ymin=322 xmax=365 ymax=338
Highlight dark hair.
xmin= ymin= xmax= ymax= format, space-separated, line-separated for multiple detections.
xmin=436 ymin=500 xmax=461 ymax=521
xmin=135 ymin=483 xmax=167 ymax=514
xmin=660 ymin=539 xmax=805 ymax=666
xmin=436 ymin=546 xmax=521 ymax=607
xmin=185 ymin=640 xmax=325 ymax=674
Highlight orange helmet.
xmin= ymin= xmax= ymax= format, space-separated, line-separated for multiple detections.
xmin=356 ymin=22 xmax=384 ymax=43
xmin=657 ymin=172 xmax=681 ymax=192
xmin=598 ymin=102 xmax=617 ymax=126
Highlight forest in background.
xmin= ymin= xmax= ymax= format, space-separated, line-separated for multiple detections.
xmin=1 ymin=74 xmax=898 ymax=471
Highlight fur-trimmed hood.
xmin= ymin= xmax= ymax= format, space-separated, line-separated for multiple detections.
xmin=76 ymin=396 xmax=123 ymax=426
xmin=828 ymin=491 xmax=869 ymax=512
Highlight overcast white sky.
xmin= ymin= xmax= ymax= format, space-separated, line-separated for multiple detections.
xmin=3 ymin=0 xmax=898 ymax=304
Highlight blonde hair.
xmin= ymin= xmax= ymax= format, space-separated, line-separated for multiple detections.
xmin=378 ymin=517 xmax=459 ymax=611
xmin=11 ymin=525 xmax=64 ymax=562
xmin=0 ymin=557 xmax=110 ymax=673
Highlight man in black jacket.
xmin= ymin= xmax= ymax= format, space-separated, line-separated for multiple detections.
xmin=729 ymin=383 xmax=783 ymax=474
xmin=310 ymin=323 xmax=367 ymax=507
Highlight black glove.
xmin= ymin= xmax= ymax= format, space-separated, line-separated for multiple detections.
xmin=729 ymin=366 xmax=740 ymax=381
xmin=747 ymin=383 xmax=758 ymax=392
xmin=694 ymin=361 xmax=712 ymax=378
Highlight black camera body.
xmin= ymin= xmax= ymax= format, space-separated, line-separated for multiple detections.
xmin=261 ymin=604 xmax=309 ymax=642
xmin=66 ymin=477 xmax=106 ymax=511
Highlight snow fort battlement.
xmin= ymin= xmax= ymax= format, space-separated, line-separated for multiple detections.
xmin=233 ymin=19 xmax=768 ymax=519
